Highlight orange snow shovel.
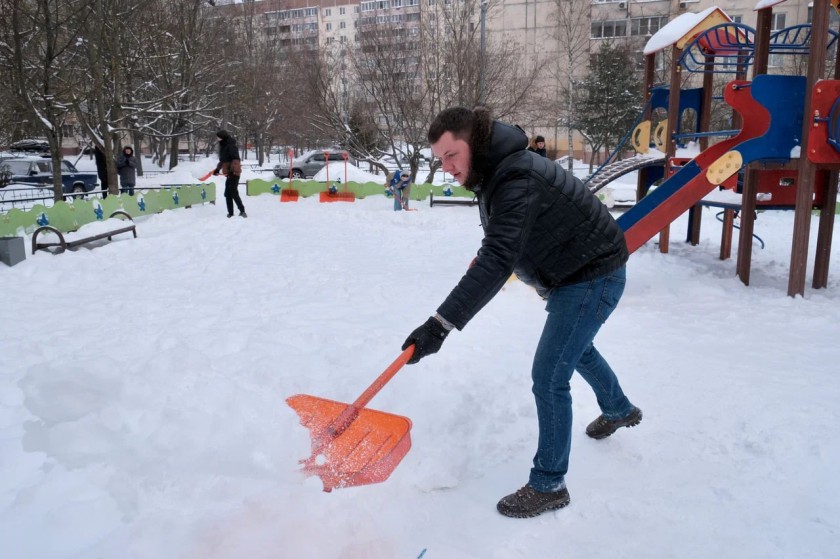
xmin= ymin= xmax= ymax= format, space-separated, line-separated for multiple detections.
xmin=286 ymin=346 xmax=415 ymax=492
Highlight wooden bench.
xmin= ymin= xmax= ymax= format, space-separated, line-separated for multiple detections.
xmin=32 ymin=210 xmax=137 ymax=254
xmin=429 ymin=192 xmax=478 ymax=207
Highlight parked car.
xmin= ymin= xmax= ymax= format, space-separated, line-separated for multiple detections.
xmin=273 ymin=149 xmax=356 ymax=179
xmin=0 ymin=156 xmax=99 ymax=196
xmin=9 ymin=138 xmax=50 ymax=155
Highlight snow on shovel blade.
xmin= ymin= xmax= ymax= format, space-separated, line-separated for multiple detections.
xmin=287 ymin=395 xmax=412 ymax=491
xmin=286 ymin=347 xmax=415 ymax=492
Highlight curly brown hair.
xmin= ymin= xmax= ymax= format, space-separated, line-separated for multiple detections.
xmin=428 ymin=106 xmax=493 ymax=192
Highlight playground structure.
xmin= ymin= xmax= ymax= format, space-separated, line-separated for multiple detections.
xmin=587 ymin=1 xmax=840 ymax=296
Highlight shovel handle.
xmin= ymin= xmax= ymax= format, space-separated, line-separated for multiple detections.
xmin=325 ymin=345 xmax=415 ymax=439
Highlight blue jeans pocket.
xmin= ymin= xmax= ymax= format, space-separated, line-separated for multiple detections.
xmin=596 ymin=269 xmax=626 ymax=322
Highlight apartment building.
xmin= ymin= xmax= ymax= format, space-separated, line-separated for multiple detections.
xmin=215 ymin=0 xmax=825 ymax=156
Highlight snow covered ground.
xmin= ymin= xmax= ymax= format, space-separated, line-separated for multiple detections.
xmin=2 ymin=171 xmax=839 ymax=558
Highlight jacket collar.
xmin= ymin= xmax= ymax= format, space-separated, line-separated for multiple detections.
xmin=467 ymin=120 xmax=528 ymax=193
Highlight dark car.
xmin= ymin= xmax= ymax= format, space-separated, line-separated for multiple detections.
xmin=0 ymin=157 xmax=99 ymax=196
xmin=9 ymin=138 xmax=50 ymax=155
xmin=273 ymin=149 xmax=356 ymax=179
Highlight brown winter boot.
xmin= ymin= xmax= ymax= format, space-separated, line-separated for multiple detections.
xmin=586 ymin=406 xmax=643 ymax=440
xmin=496 ymin=485 xmax=570 ymax=518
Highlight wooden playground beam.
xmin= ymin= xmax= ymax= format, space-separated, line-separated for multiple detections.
xmin=688 ymin=55 xmax=716 ymax=247
xmin=661 ymin=45 xmax=683 ymax=254
xmin=736 ymin=8 xmax=773 ymax=286
xmin=789 ymin=0 xmax=831 ymax=296
xmin=636 ymin=53 xmax=656 ymax=205
xmin=812 ymin=17 xmax=840 ymax=289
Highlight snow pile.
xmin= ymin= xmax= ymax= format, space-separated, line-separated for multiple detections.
xmin=312 ymin=162 xmax=384 ymax=184
xmin=1 ymin=190 xmax=839 ymax=558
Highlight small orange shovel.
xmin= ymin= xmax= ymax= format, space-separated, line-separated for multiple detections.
xmin=286 ymin=346 xmax=415 ymax=492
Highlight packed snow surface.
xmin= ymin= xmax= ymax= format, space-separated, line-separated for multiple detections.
xmin=2 ymin=175 xmax=839 ymax=558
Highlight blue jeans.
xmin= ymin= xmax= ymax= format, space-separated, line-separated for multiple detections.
xmin=528 ymin=266 xmax=634 ymax=492
xmin=393 ymin=188 xmax=406 ymax=211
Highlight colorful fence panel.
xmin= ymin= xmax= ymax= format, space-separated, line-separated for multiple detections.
xmin=0 ymin=184 xmax=215 ymax=237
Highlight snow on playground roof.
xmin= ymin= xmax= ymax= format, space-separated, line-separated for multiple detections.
xmin=644 ymin=6 xmax=732 ymax=54
xmin=754 ymin=0 xmax=787 ymax=10
xmin=312 ymin=161 xmax=383 ymax=184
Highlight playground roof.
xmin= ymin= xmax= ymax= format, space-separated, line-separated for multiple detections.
xmin=644 ymin=7 xmax=733 ymax=55
xmin=754 ymin=0 xmax=786 ymax=9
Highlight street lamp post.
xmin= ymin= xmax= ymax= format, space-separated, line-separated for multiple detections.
xmin=479 ymin=0 xmax=488 ymax=105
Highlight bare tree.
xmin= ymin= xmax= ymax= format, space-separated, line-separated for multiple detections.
xmin=549 ymin=0 xmax=590 ymax=169
xmin=297 ymin=0 xmax=540 ymax=183
xmin=226 ymin=2 xmax=298 ymax=166
xmin=0 ymin=0 xmax=92 ymax=200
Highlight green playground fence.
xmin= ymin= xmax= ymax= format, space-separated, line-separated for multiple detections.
xmin=245 ymin=178 xmax=474 ymax=200
xmin=0 ymin=184 xmax=215 ymax=237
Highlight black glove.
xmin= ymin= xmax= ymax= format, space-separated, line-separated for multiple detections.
xmin=402 ymin=316 xmax=450 ymax=364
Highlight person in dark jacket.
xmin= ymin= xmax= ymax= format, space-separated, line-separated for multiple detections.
xmin=213 ymin=129 xmax=247 ymax=218
xmin=527 ymin=134 xmax=547 ymax=157
xmin=94 ymin=145 xmax=110 ymax=199
xmin=402 ymin=106 xmax=640 ymax=518
xmin=116 ymin=146 xmax=137 ymax=196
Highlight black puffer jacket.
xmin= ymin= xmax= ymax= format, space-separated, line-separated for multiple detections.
xmin=436 ymin=119 xmax=628 ymax=330
xmin=216 ymin=131 xmax=242 ymax=176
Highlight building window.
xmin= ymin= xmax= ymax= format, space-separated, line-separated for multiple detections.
xmin=731 ymin=15 xmax=742 ymax=24
xmin=392 ymin=0 xmax=403 ymax=7
xmin=340 ymin=21 xmax=346 ymax=29
xmin=340 ymin=7 xmax=346 ymax=14
xmin=326 ymin=22 xmax=332 ymax=30
xmin=591 ymin=19 xmax=627 ymax=39
xmin=630 ymin=16 xmax=667 ymax=37
xmin=323 ymin=8 xmax=331 ymax=16
xmin=769 ymin=12 xmax=786 ymax=67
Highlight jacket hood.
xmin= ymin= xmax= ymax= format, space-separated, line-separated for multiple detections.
xmin=466 ymin=110 xmax=528 ymax=192
xmin=122 ymin=146 xmax=134 ymax=156
xmin=216 ymin=129 xmax=230 ymax=140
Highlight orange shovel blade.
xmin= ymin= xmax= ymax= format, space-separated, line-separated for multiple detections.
xmin=287 ymin=394 xmax=412 ymax=491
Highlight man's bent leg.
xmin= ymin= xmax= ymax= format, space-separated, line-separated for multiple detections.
xmin=529 ymin=280 xmax=606 ymax=492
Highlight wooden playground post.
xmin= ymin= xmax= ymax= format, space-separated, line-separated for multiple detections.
xmin=812 ymin=16 xmax=840 ymax=289
xmin=736 ymin=7 xmax=772 ymax=285
xmin=789 ymin=0 xmax=831 ymax=296
xmin=688 ymin=54 xmax=716 ymax=246
xmin=636 ymin=53 xmax=656 ymax=204
xmin=660 ymin=45 xmax=684 ymax=254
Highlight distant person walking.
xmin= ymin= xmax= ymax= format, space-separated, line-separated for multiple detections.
xmin=117 ymin=146 xmax=137 ymax=196
xmin=527 ymin=135 xmax=548 ymax=158
xmin=213 ymin=130 xmax=247 ymax=218
xmin=94 ymin=145 xmax=110 ymax=199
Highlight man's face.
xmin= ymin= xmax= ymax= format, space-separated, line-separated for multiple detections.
xmin=431 ymin=131 xmax=471 ymax=185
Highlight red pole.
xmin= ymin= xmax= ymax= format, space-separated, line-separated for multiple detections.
xmin=324 ymin=150 xmax=330 ymax=184
xmin=343 ymin=152 xmax=349 ymax=192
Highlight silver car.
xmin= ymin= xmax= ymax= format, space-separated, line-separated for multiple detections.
xmin=273 ymin=149 xmax=355 ymax=179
